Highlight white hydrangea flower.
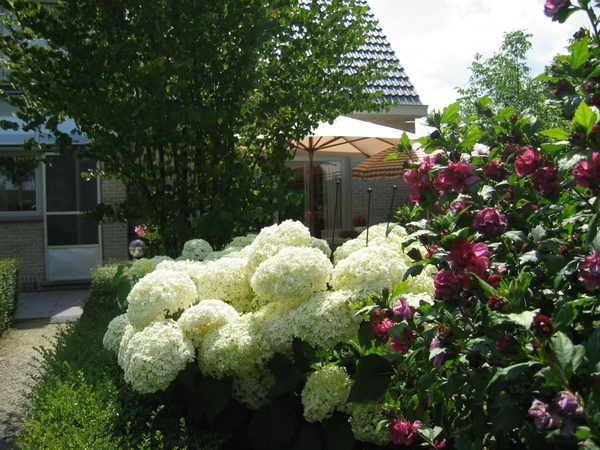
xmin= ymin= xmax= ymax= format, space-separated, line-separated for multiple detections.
xmin=198 ymin=313 xmax=272 ymax=379
xmin=309 ymin=237 xmax=332 ymax=258
xmin=203 ymin=247 xmax=240 ymax=261
xmin=224 ymin=234 xmax=257 ymax=250
xmin=245 ymin=220 xmax=312 ymax=277
xmin=332 ymin=238 xmax=366 ymax=264
xmin=345 ymin=402 xmax=392 ymax=445
xmin=186 ymin=257 xmax=254 ymax=312
xmin=250 ymin=300 xmax=302 ymax=354
xmin=402 ymin=264 xmax=436 ymax=298
xmin=179 ymin=238 xmax=213 ymax=261
xmin=103 ymin=313 xmax=130 ymax=354
xmin=127 ymin=258 xmax=156 ymax=280
xmin=302 ymin=365 xmax=352 ymax=423
xmin=232 ymin=365 xmax=276 ymax=410
xmin=155 ymin=258 xmax=197 ymax=271
xmin=251 ymin=246 xmax=332 ymax=303
xmin=401 ymin=292 xmax=434 ymax=309
xmin=121 ymin=319 xmax=195 ymax=394
xmin=118 ymin=324 xmax=137 ymax=369
xmin=292 ymin=290 xmax=361 ymax=349
xmin=149 ymin=255 xmax=173 ymax=266
xmin=178 ymin=299 xmax=240 ymax=348
xmin=126 ymin=269 xmax=197 ymax=329
xmin=330 ymin=246 xmax=408 ymax=300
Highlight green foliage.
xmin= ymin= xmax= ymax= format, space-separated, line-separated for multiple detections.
xmin=0 ymin=0 xmax=389 ymax=255
xmin=376 ymin=6 xmax=600 ymax=447
xmin=457 ymin=30 xmax=564 ymax=130
xmin=19 ymin=263 xmax=224 ymax=449
xmin=0 ymin=257 xmax=18 ymax=335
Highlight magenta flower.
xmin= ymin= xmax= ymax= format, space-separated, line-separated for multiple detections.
xmin=390 ymin=328 xmax=415 ymax=354
xmin=429 ymin=334 xmax=447 ymax=369
xmin=447 ymin=237 xmax=491 ymax=277
xmin=392 ymin=296 xmax=414 ymax=321
xmin=515 ymin=146 xmax=542 ymax=177
xmin=389 ymin=419 xmax=422 ymax=445
xmin=134 ymin=225 xmax=146 ymax=238
xmin=553 ymin=391 xmax=584 ymax=418
xmin=544 ymin=0 xmax=571 ymax=18
xmin=433 ymin=162 xmax=480 ymax=194
xmin=573 ymin=152 xmax=600 ymax=190
xmin=579 ymin=250 xmax=600 ymax=291
xmin=370 ymin=310 xmax=394 ymax=341
xmin=434 ymin=269 xmax=464 ymax=300
xmin=404 ymin=156 xmax=436 ymax=204
xmin=532 ymin=162 xmax=559 ymax=196
xmin=483 ymin=160 xmax=506 ymax=182
xmin=528 ymin=399 xmax=562 ymax=432
xmin=496 ymin=335 xmax=520 ymax=356
xmin=473 ymin=207 xmax=507 ymax=238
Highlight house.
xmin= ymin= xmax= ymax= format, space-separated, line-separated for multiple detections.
xmin=0 ymin=2 xmax=425 ymax=291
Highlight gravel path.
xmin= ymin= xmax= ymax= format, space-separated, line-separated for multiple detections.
xmin=0 ymin=320 xmax=61 ymax=450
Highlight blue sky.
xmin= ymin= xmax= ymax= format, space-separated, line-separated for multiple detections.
xmin=366 ymin=0 xmax=591 ymax=116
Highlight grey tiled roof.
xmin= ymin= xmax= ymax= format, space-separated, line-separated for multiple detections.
xmin=346 ymin=2 xmax=423 ymax=106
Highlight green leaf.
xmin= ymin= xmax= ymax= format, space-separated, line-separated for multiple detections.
xmin=196 ymin=375 xmax=234 ymax=423
xmin=248 ymin=399 xmax=297 ymax=450
xmin=540 ymin=128 xmax=572 ymax=140
xmin=441 ymin=101 xmax=460 ymax=124
xmin=551 ymin=331 xmax=575 ymax=377
xmin=585 ymin=328 xmax=600 ymax=372
xmin=570 ymin=35 xmax=590 ymax=70
xmin=289 ymin=423 xmax=322 ymax=450
xmin=486 ymin=362 xmax=541 ymax=394
xmin=348 ymin=354 xmax=393 ymax=402
xmin=552 ymin=302 xmax=577 ymax=330
xmin=573 ymin=101 xmax=598 ymax=136
xmin=491 ymin=309 xmax=539 ymax=328
xmin=402 ymin=264 xmax=424 ymax=281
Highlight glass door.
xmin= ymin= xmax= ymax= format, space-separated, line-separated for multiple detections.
xmin=45 ymin=157 xmax=101 ymax=281
xmin=282 ymin=160 xmax=343 ymax=238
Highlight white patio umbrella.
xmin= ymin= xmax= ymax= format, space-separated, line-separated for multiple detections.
xmin=292 ymin=116 xmax=416 ymax=234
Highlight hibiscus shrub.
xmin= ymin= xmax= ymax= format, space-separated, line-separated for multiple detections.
xmin=354 ymin=2 xmax=600 ymax=448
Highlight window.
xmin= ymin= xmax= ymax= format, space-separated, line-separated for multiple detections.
xmin=0 ymin=155 xmax=42 ymax=217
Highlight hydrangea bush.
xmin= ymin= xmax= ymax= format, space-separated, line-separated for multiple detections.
xmin=103 ymin=219 xmax=431 ymax=448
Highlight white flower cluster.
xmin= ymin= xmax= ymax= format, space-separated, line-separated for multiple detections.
xmin=302 ymin=365 xmax=352 ymax=423
xmin=178 ymin=299 xmax=239 ymax=348
xmin=251 ymin=246 xmax=332 ymax=303
xmin=179 ymin=238 xmax=213 ymax=261
xmin=331 ymin=246 xmax=408 ymax=300
xmin=245 ymin=220 xmax=311 ymax=276
xmin=108 ymin=220 xmax=434 ymax=407
xmin=119 ymin=319 xmax=195 ymax=394
xmin=127 ymin=258 xmax=156 ymax=280
xmin=344 ymin=401 xmax=392 ymax=445
xmin=103 ymin=313 xmax=130 ymax=353
xmin=126 ymin=269 xmax=197 ymax=329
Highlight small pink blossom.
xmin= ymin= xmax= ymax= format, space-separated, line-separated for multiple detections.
xmin=389 ymin=419 xmax=422 ymax=445
xmin=134 ymin=225 xmax=146 ymax=238
xmin=370 ymin=310 xmax=394 ymax=341
xmin=447 ymin=237 xmax=491 ymax=277
xmin=579 ymin=250 xmax=600 ymax=291
xmin=483 ymin=160 xmax=506 ymax=182
xmin=433 ymin=162 xmax=480 ymax=194
xmin=544 ymin=0 xmax=571 ymax=18
xmin=392 ymin=296 xmax=414 ymax=321
xmin=515 ymin=146 xmax=542 ymax=177
xmin=390 ymin=328 xmax=415 ymax=354
xmin=434 ymin=269 xmax=464 ymax=300
xmin=532 ymin=162 xmax=559 ymax=196
xmin=573 ymin=152 xmax=600 ymax=190
xmin=473 ymin=207 xmax=507 ymax=238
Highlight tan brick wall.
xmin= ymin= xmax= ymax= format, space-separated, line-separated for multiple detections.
xmin=100 ymin=177 xmax=128 ymax=262
xmin=0 ymin=219 xmax=45 ymax=290
xmin=350 ymin=175 xmax=411 ymax=227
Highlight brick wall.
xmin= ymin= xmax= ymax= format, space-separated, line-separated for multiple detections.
xmin=100 ymin=177 xmax=128 ymax=262
xmin=0 ymin=219 xmax=45 ymax=291
xmin=349 ymin=157 xmax=411 ymax=227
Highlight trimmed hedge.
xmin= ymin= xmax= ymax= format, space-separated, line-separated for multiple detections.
xmin=0 ymin=258 xmax=18 ymax=335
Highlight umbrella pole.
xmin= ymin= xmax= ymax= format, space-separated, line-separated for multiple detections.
xmin=309 ymin=149 xmax=315 ymax=235
xmin=330 ymin=179 xmax=340 ymax=257
xmin=386 ymin=184 xmax=398 ymax=237
xmin=366 ymin=187 xmax=372 ymax=246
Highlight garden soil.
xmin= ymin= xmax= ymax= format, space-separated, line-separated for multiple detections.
xmin=0 ymin=320 xmax=61 ymax=450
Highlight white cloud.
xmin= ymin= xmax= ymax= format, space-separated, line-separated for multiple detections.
xmin=366 ymin=0 xmax=590 ymax=116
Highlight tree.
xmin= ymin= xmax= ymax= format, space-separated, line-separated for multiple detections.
xmin=0 ymin=0 xmax=388 ymax=255
xmin=457 ymin=30 xmax=562 ymax=128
